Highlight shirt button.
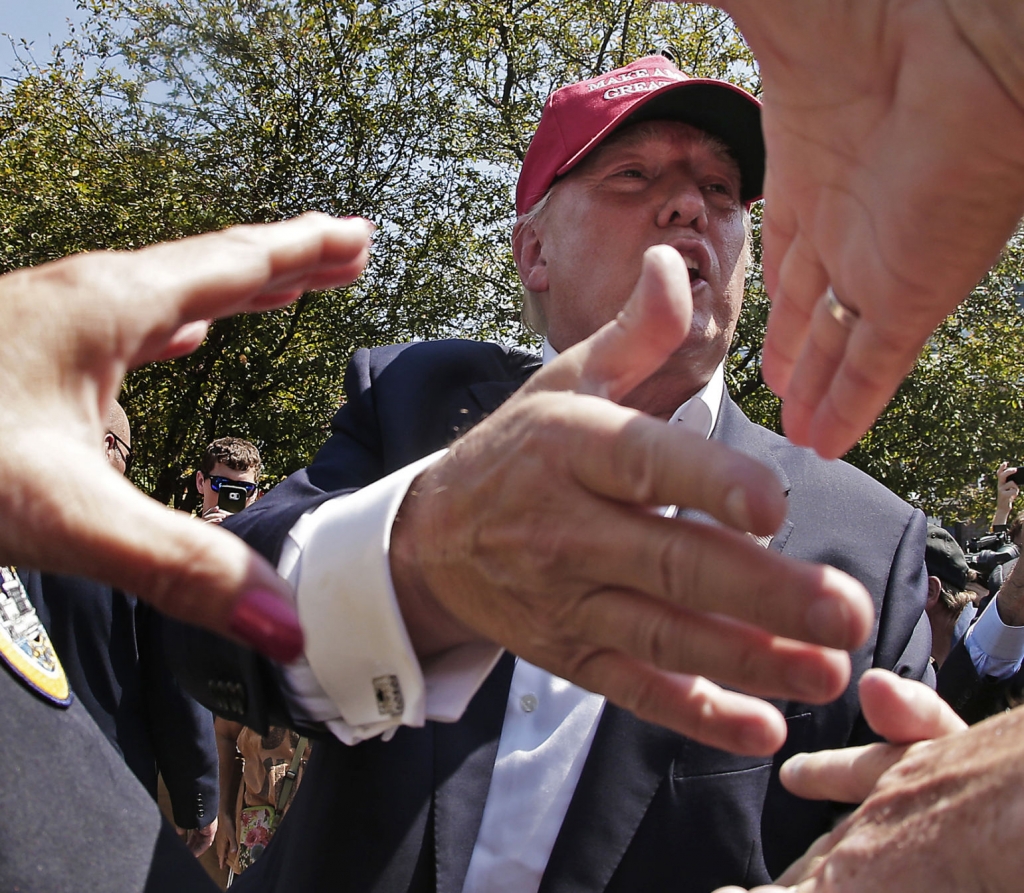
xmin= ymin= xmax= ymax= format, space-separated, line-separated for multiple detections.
xmin=520 ymin=693 xmax=538 ymax=713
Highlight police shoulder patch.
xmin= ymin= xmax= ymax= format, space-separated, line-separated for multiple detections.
xmin=0 ymin=567 xmax=71 ymax=707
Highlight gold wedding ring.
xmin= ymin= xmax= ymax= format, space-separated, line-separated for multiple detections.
xmin=823 ymin=286 xmax=859 ymax=330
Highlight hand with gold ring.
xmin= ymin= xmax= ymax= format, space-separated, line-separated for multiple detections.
xmin=665 ymin=0 xmax=1024 ymax=459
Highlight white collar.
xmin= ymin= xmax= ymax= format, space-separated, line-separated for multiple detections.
xmin=541 ymin=338 xmax=725 ymax=440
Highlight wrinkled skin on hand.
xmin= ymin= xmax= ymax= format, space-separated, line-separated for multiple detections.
xmin=0 ymin=213 xmax=373 ymax=661
xmin=672 ymin=0 xmax=1024 ymax=458
xmin=721 ymin=709 xmax=1024 ymax=892
xmin=712 ymin=670 xmax=1024 ymax=893
xmin=390 ymin=246 xmax=875 ymax=756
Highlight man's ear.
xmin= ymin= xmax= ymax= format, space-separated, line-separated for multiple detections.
xmin=926 ymin=576 xmax=942 ymax=610
xmin=195 ymin=470 xmax=206 ymax=493
xmin=512 ymin=218 xmax=549 ymax=293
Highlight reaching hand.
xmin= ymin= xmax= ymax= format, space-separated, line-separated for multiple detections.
xmin=215 ymin=812 xmax=239 ymax=870
xmin=712 ymin=668 xmax=971 ymax=893
xmin=391 ymin=246 xmax=875 ymax=757
xmin=0 ymin=213 xmax=373 ymax=661
xmin=671 ymin=0 xmax=1024 ymax=459
xmin=995 ymin=461 xmax=1020 ymax=525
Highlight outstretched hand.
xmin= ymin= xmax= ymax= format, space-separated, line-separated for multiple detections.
xmin=712 ymin=668 xmax=970 ymax=893
xmin=671 ymin=0 xmax=1024 ymax=458
xmin=391 ymin=245 xmax=875 ymax=756
xmin=0 ymin=212 xmax=373 ymax=661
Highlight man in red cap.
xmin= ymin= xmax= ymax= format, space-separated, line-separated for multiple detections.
xmin=166 ymin=55 xmax=957 ymax=892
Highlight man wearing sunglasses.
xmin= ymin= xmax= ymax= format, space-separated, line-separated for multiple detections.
xmin=195 ymin=438 xmax=262 ymax=524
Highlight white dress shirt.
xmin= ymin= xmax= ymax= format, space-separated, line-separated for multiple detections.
xmin=964 ymin=595 xmax=1024 ymax=678
xmin=277 ymin=349 xmax=724 ymax=893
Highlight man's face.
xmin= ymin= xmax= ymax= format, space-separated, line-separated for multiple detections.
xmin=519 ymin=120 xmax=748 ymax=415
xmin=196 ymin=462 xmax=259 ymax=515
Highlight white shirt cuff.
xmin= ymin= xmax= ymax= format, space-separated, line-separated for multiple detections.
xmin=964 ymin=596 xmax=1024 ymax=680
xmin=277 ymin=450 xmax=502 ymax=744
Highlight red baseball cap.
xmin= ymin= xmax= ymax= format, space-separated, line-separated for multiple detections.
xmin=516 ymin=56 xmax=764 ymax=215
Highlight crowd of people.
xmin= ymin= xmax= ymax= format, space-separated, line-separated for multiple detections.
xmin=1 ymin=0 xmax=1024 ymax=891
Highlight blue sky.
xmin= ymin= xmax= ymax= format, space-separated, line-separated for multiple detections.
xmin=1 ymin=0 xmax=87 ymax=74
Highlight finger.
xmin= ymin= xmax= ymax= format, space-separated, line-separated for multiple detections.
xmin=714 ymin=888 xmax=799 ymax=893
xmin=534 ymin=414 xmax=874 ymax=651
xmin=560 ymin=403 xmax=789 ymax=537
xmin=152 ymin=320 xmax=212 ymax=362
xmin=120 ymin=213 xmax=374 ymax=366
xmin=3 ymin=444 xmax=303 ymax=662
xmin=713 ymin=890 xmax=792 ymax=893
xmin=564 ymin=506 xmax=872 ymax=652
xmin=567 ymin=584 xmax=853 ymax=703
xmin=569 ymin=650 xmax=789 ymax=755
xmin=857 ymin=667 xmax=967 ymax=743
xmin=779 ymin=742 xmax=911 ymax=804
xmin=759 ymin=188 xmax=829 ymax=402
xmin=777 ymin=287 xmax=854 ymax=450
xmin=778 ymin=672 xmax=966 ymax=804
xmin=520 ymin=244 xmax=692 ymax=403
xmin=802 ymin=320 xmax=923 ymax=459
xmin=759 ymin=289 xmax=809 ymax=402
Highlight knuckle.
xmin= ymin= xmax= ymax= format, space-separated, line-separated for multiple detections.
xmin=608 ymin=424 xmax=662 ymax=504
xmin=656 ymin=532 xmax=708 ymax=608
xmin=519 ymin=512 xmax=577 ymax=577
xmin=618 ymin=671 xmax=665 ymax=721
xmin=626 ymin=604 xmax=680 ymax=668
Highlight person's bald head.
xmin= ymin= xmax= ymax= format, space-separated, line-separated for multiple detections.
xmin=104 ymin=402 xmax=132 ymax=476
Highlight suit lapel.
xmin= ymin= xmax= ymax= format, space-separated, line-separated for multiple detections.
xmin=433 ymin=652 xmax=515 ymax=893
xmin=538 ymin=396 xmax=801 ymax=891
xmin=441 ymin=366 xmax=536 ymax=445
xmin=713 ymin=396 xmax=795 ymax=554
xmin=537 ymin=705 xmax=679 ymax=893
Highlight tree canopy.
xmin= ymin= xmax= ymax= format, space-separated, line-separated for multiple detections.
xmin=2 ymin=0 xmax=1022 ymax=523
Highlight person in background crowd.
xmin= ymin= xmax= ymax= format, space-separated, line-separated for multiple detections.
xmin=982 ymin=462 xmax=1024 ymax=599
xmin=23 ymin=402 xmax=220 ymax=856
xmin=197 ymin=438 xmax=311 ymax=882
xmin=214 ymin=717 xmax=310 ymax=883
xmin=922 ymin=526 xmax=973 ymax=669
xmin=196 ymin=438 xmax=262 ymax=524
xmin=991 ymin=461 xmax=1020 ymax=531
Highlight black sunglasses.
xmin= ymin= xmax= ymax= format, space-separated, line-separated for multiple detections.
xmin=108 ymin=431 xmax=134 ymax=474
xmin=208 ymin=475 xmax=258 ymax=496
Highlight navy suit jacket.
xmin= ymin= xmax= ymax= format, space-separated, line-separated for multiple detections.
xmin=26 ymin=571 xmax=218 ymax=829
xmin=172 ymin=339 xmax=932 ymax=893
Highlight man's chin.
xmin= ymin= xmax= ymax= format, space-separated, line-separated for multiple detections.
xmin=622 ymin=344 xmax=724 ymax=419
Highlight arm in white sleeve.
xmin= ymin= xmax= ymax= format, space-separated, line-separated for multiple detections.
xmin=964 ymin=596 xmax=1024 ymax=680
xmin=277 ymin=449 xmax=502 ymax=744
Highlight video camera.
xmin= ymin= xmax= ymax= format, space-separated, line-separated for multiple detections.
xmin=965 ymin=530 xmax=1020 ymax=583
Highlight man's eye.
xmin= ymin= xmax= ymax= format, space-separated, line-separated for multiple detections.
xmin=616 ymin=168 xmax=645 ymax=179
